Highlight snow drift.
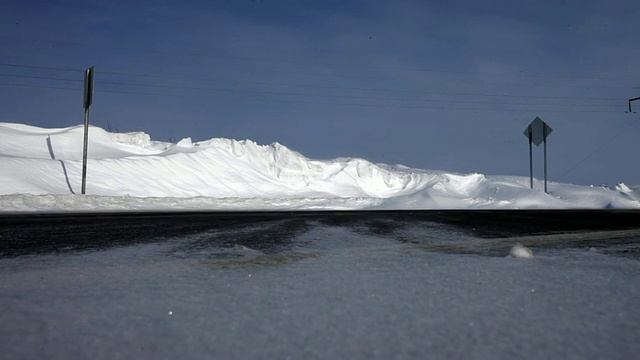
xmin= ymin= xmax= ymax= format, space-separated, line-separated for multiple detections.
xmin=0 ymin=122 xmax=638 ymax=212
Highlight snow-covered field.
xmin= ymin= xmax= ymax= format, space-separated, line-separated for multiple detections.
xmin=1 ymin=122 xmax=639 ymax=212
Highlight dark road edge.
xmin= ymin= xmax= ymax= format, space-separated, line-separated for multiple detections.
xmin=2 ymin=210 xmax=639 ymax=257
xmin=2 ymin=209 xmax=640 ymax=228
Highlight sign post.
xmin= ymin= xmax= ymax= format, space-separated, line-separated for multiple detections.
xmin=528 ymin=125 xmax=533 ymax=189
xmin=81 ymin=67 xmax=94 ymax=195
xmin=523 ymin=117 xmax=553 ymax=193
xmin=543 ymin=124 xmax=548 ymax=193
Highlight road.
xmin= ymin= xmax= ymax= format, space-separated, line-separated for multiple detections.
xmin=2 ymin=209 xmax=640 ymax=257
xmin=1 ymin=210 xmax=639 ymax=359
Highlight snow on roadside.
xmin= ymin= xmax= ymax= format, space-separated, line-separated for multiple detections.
xmin=0 ymin=122 xmax=638 ymax=212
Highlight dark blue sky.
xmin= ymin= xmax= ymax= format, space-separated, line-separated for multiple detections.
xmin=1 ymin=0 xmax=639 ymax=185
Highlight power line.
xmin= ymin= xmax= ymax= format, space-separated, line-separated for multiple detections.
xmin=97 ymin=71 xmax=622 ymax=101
xmin=0 ymin=81 xmax=623 ymax=113
xmin=97 ymin=88 xmax=621 ymax=113
xmin=2 ymin=51 xmax=636 ymax=91
xmin=0 ymin=73 xmax=614 ymax=108
xmin=0 ymin=73 xmax=82 ymax=83
xmin=0 ymin=62 xmax=628 ymax=102
xmin=0 ymin=82 xmax=80 ymax=91
xmin=0 ymin=60 xmax=629 ymax=111
xmin=558 ymin=116 xmax=640 ymax=181
xmin=0 ymin=62 xmax=81 ymax=73
xmin=95 ymin=62 xmax=635 ymax=91
xmin=93 ymin=78 xmax=617 ymax=107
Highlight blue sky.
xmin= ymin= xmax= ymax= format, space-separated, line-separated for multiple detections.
xmin=1 ymin=0 xmax=639 ymax=185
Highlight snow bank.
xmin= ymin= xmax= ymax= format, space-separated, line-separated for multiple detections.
xmin=0 ymin=122 xmax=638 ymax=212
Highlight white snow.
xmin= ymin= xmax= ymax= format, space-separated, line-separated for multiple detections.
xmin=1 ymin=122 xmax=639 ymax=212
xmin=509 ymin=243 xmax=534 ymax=258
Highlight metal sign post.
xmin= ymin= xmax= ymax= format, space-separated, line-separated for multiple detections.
xmin=543 ymin=124 xmax=548 ymax=193
xmin=528 ymin=125 xmax=533 ymax=189
xmin=523 ymin=117 xmax=553 ymax=193
xmin=81 ymin=67 xmax=94 ymax=195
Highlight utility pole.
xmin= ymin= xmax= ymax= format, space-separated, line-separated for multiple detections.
xmin=81 ymin=67 xmax=94 ymax=195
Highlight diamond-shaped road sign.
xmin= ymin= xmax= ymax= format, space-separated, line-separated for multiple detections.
xmin=523 ymin=116 xmax=553 ymax=146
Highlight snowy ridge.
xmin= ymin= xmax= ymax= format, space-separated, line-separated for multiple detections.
xmin=0 ymin=122 xmax=638 ymax=212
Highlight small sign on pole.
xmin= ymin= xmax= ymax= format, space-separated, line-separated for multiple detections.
xmin=84 ymin=67 xmax=94 ymax=109
xmin=81 ymin=66 xmax=94 ymax=195
xmin=523 ymin=117 xmax=553 ymax=193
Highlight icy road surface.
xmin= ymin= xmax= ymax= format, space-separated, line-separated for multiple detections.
xmin=1 ymin=213 xmax=639 ymax=359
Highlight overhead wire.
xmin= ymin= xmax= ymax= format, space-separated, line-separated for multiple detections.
xmin=93 ymin=63 xmax=638 ymax=90
xmin=0 ymin=73 xmax=82 ymax=83
xmin=95 ymin=71 xmax=624 ymax=101
xmin=0 ymin=82 xmax=80 ymax=91
xmin=0 ymin=62 xmax=81 ymax=73
xmin=0 ymin=59 xmax=630 ymax=114
xmin=0 ymin=71 xmax=622 ymax=108
xmin=0 ymin=63 xmax=631 ymax=101
xmin=2 ymin=41 xmax=640 ymax=91
xmin=558 ymin=116 xmax=640 ymax=181
xmin=0 ymin=81 xmax=622 ymax=113
xmin=97 ymin=78 xmax=620 ymax=107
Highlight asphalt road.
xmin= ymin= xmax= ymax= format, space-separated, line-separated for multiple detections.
xmin=2 ymin=210 xmax=640 ymax=359
xmin=1 ymin=210 xmax=640 ymax=257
